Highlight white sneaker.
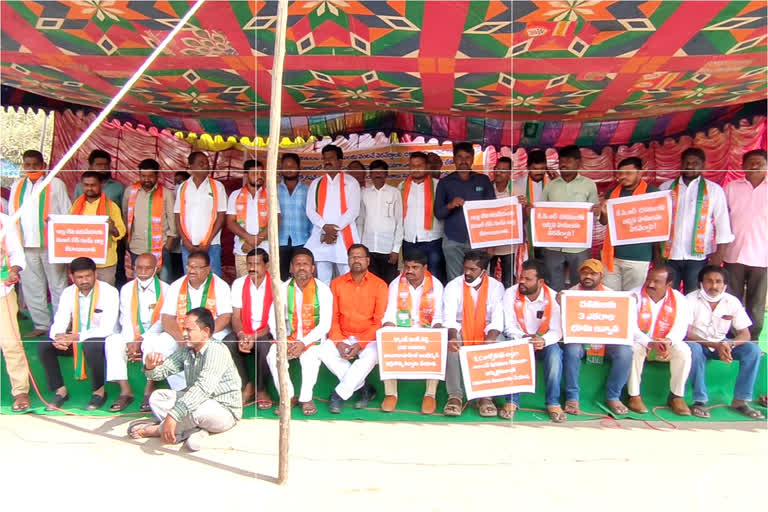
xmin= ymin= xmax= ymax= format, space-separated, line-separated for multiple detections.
xmin=185 ymin=429 xmax=209 ymax=452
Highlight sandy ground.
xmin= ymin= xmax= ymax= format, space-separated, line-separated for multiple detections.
xmin=0 ymin=414 xmax=765 ymax=511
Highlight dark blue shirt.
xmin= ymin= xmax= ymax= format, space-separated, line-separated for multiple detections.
xmin=434 ymin=172 xmax=495 ymax=243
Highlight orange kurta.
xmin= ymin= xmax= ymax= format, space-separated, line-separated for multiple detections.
xmin=329 ymin=271 xmax=388 ymax=346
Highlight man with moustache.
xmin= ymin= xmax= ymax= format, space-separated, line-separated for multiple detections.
xmin=540 ymin=145 xmax=600 ymax=291
xmin=659 ymin=148 xmax=733 ymax=294
xmin=399 ymin=152 xmax=445 ymax=283
xmin=434 ymin=142 xmax=495 ymax=281
xmin=277 ymin=153 xmax=312 ymax=281
xmin=130 ymin=308 xmax=242 ymax=452
xmin=502 ymin=259 xmax=564 ymax=421
xmin=9 ymin=150 xmax=72 ymax=338
xmin=685 ymin=265 xmax=763 ymax=419
xmin=627 ymin=265 xmax=692 ymax=416
xmin=599 ymin=157 xmax=660 ymax=291
xmin=512 ymin=150 xmax=551 ymax=268
xmin=442 ymin=250 xmax=505 ymax=417
xmin=304 ymin=145 xmax=362 ymax=285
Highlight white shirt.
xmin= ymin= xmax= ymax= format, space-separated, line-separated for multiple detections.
xmin=50 ymin=280 xmax=120 ymax=340
xmin=660 ymin=176 xmax=734 ymax=260
xmin=162 ymin=273 xmax=233 ymax=340
xmin=502 ymin=284 xmax=562 ymax=345
xmin=305 ymin=173 xmax=361 ymax=264
xmin=399 ymin=179 xmax=443 ymax=243
xmin=630 ymin=287 xmax=690 ymax=345
xmin=358 ymin=183 xmax=403 ymax=254
xmin=0 ymin=213 xmax=26 ymax=297
xmin=686 ymin=290 xmax=751 ymax=343
xmin=269 ymin=278 xmax=333 ymax=345
xmin=512 ymin=176 xmax=546 ymax=200
xmin=232 ymin=274 xmax=276 ymax=337
xmin=226 ymin=186 xmax=280 ymax=255
xmin=382 ymin=274 xmax=444 ymax=327
xmin=9 ymin=176 xmax=72 ymax=247
xmin=118 ymin=277 xmax=169 ymax=339
xmin=0 ymin=197 xmax=7 ymax=214
xmin=443 ymin=274 xmax=505 ymax=336
xmin=174 ymin=176 xmax=228 ymax=246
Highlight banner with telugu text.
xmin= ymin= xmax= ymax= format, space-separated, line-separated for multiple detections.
xmin=47 ymin=214 xmax=108 ymax=265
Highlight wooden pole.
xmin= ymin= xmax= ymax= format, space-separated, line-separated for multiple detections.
xmin=264 ymin=0 xmax=291 ymax=485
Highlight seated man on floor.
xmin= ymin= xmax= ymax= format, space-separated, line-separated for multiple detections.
xmin=628 ymin=265 xmax=692 ymax=416
xmin=685 ymin=265 xmax=763 ymax=419
xmin=229 ymin=249 xmax=275 ymax=409
xmin=320 ymin=244 xmax=388 ymax=413
xmin=380 ymin=250 xmax=445 ymax=414
xmin=129 ymin=308 xmax=242 ymax=452
xmin=442 ymin=250 xmax=504 ymax=417
xmin=105 ymin=253 xmax=170 ymax=412
xmin=503 ymin=259 xmax=564 ymax=422
xmin=42 ymin=257 xmax=119 ymax=411
xmin=267 ymin=248 xmax=331 ymax=416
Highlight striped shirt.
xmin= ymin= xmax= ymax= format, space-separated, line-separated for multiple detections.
xmin=277 ymin=180 xmax=312 ymax=246
xmin=144 ymin=341 xmax=242 ymax=421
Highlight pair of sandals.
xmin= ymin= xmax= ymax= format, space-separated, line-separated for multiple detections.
xmin=272 ymin=396 xmax=317 ymax=416
xmin=443 ymin=397 xmax=499 ymax=418
xmin=691 ymin=401 xmax=765 ymax=419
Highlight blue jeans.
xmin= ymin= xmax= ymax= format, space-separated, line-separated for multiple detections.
xmin=563 ymin=343 xmax=632 ymax=402
xmin=182 ymin=244 xmax=222 ymax=277
xmin=508 ymin=343 xmax=563 ymax=406
xmin=403 ymin=239 xmax=446 ymax=284
xmin=130 ymin=248 xmax=177 ymax=284
xmin=686 ymin=342 xmax=761 ymax=402
xmin=667 ymin=259 xmax=707 ymax=295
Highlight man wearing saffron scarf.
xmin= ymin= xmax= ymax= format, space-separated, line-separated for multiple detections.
xmin=659 ymin=149 xmax=734 ymax=294
xmin=628 ymin=265 xmax=692 ymax=415
xmin=512 ymin=152 xmax=550 ymax=274
xmin=266 ymin=248 xmax=331 ymax=416
xmin=305 ymin=145 xmax=361 ymax=285
xmin=502 ymin=259 xmax=564 ymax=421
xmin=399 ymin=153 xmax=445 ymax=284
xmin=442 ymin=250 xmax=505 ymax=417
xmin=685 ymin=266 xmax=763 ymax=419
xmin=599 ymin=159 xmax=660 ymax=291
xmin=490 ymin=159 xmax=513 ymax=288
xmin=70 ymin=171 xmax=126 ymax=286
xmin=42 ymin=257 xmax=119 ymax=411
xmin=105 ymin=253 xmax=171 ymax=412
xmin=9 ymin=150 xmax=71 ymax=338
xmin=380 ymin=250 xmax=445 ymax=414
xmin=229 ymin=249 xmax=276 ymax=410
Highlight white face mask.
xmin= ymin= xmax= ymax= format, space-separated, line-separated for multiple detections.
xmin=465 ymin=271 xmax=485 ymax=288
xmin=699 ymin=285 xmax=725 ymax=303
xmin=138 ymin=276 xmax=155 ymax=288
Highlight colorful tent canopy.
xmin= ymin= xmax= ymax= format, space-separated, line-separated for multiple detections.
xmin=513 ymin=1 xmax=768 ymax=122
xmin=0 ymin=1 xmax=255 ymax=118
xmin=256 ymin=1 xmax=512 ymax=119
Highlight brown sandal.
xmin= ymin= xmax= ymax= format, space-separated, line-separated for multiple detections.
xmin=256 ymin=390 xmax=273 ymax=410
xmin=564 ymin=400 xmax=580 ymax=415
xmin=109 ymin=394 xmax=134 ymax=412
xmin=498 ymin=402 xmax=517 ymax=420
xmin=300 ymin=400 xmax=317 ymax=416
xmin=547 ymin=405 xmax=567 ymax=423
xmin=605 ymin=400 xmax=628 ymax=416
xmin=12 ymin=393 xmax=31 ymax=412
xmin=443 ymin=397 xmax=463 ymax=417
xmin=477 ymin=397 xmax=498 ymax=417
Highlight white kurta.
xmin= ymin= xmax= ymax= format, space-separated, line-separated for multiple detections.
xmin=304 ymin=173 xmax=361 ymax=264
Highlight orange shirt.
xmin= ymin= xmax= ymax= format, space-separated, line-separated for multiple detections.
xmin=329 ymin=271 xmax=388 ymax=346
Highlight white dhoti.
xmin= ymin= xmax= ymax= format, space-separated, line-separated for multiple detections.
xmin=266 ymin=343 xmax=321 ymax=403
xmin=628 ymin=341 xmax=692 ymax=397
xmin=319 ymin=339 xmax=378 ymax=400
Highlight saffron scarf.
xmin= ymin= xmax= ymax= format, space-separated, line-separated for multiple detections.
xmin=402 ymin=176 xmax=434 ymax=230
xmin=316 ymin=173 xmax=354 ymax=249
xmin=513 ymin=285 xmax=552 ymax=337
xmin=71 ymin=192 xmax=108 ymax=216
xmin=396 ymin=271 xmax=435 ymax=327
xmin=179 ymin=178 xmax=219 ymax=246
xmin=236 ymin=185 xmax=263 ymax=244
xmin=126 ymin=184 xmax=165 ymax=267
xmin=638 ymin=287 xmax=676 ymax=340
xmin=461 ymin=274 xmax=489 ymax=346
xmin=176 ymin=274 xmax=217 ymax=332
xmin=287 ymin=277 xmax=320 ymax=352
xmin=13 ymin=177 xmax=51 ymax=247
xmin=243 ymin=273 xmax=272 ymax=336
xmin=130 ymin=276 xmax=164 ymax=340
xmin=663 ymin=176 xmax=709 ymax=258
xmin=601 ymin=180 xmax=648 ymax=273
xmin=71 ymin=282 xmax=99 ymax=380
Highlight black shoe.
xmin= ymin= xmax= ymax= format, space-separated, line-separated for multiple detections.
xmin=86 ymin=393 xmax=108 ymax=411
xmin=354 ymin=384 xmax=377 ymax=409
xmin=45 ymin=393 xmax=69 ymax=411
xmin=328 ymin=391 xmax=344 ymax=414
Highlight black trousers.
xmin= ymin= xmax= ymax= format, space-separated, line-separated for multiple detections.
xmin=226 ymin=338 xmax=271 ymax=392
xmin=490 ymin=253 xmax=513 ymax=289
xmin=37 ymin=339 xmax=105 ymax=392
xmin=369 ymin=252 xmax=399 ymax=285
xmin=725 ymin=262 xmax=767 ymax=340
xmin=279 ymin=242 xmax=304 ymax=281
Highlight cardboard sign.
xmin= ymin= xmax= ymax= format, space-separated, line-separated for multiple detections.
xmin=459 ymin=341 xmax=535 ymax=400
xmin=48 ymin=214 xmax=109 ymax=265
xmin=606 ymin=190 xmax=672 ymax=246
xmin=463 ymin=198 xmax=523 ymax=249
xmin=561 ymin=290 xmax=633 ymax=345
xmin=377 ymin=327 xmax=447 ymax=380
xmin=531 ymin=202 xmax=594 ymax=248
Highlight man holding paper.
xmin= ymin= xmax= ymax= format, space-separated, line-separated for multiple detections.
xmin=502 ymin=259 xmax=564 ymax=422
xmin=380 ymin=250 xmax=445 ymax=414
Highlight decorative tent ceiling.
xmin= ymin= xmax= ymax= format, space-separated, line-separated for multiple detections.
xmin=512 ymin=0 xmax=768 ymax=122
xmin=0 ymin=0 xmax=256 ymax=118
xmin=255 ymin=1 xmax=512 ymax=119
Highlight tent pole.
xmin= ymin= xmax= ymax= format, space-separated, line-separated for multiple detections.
xmin=265 ymin=0 xmax=291 ymax=486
